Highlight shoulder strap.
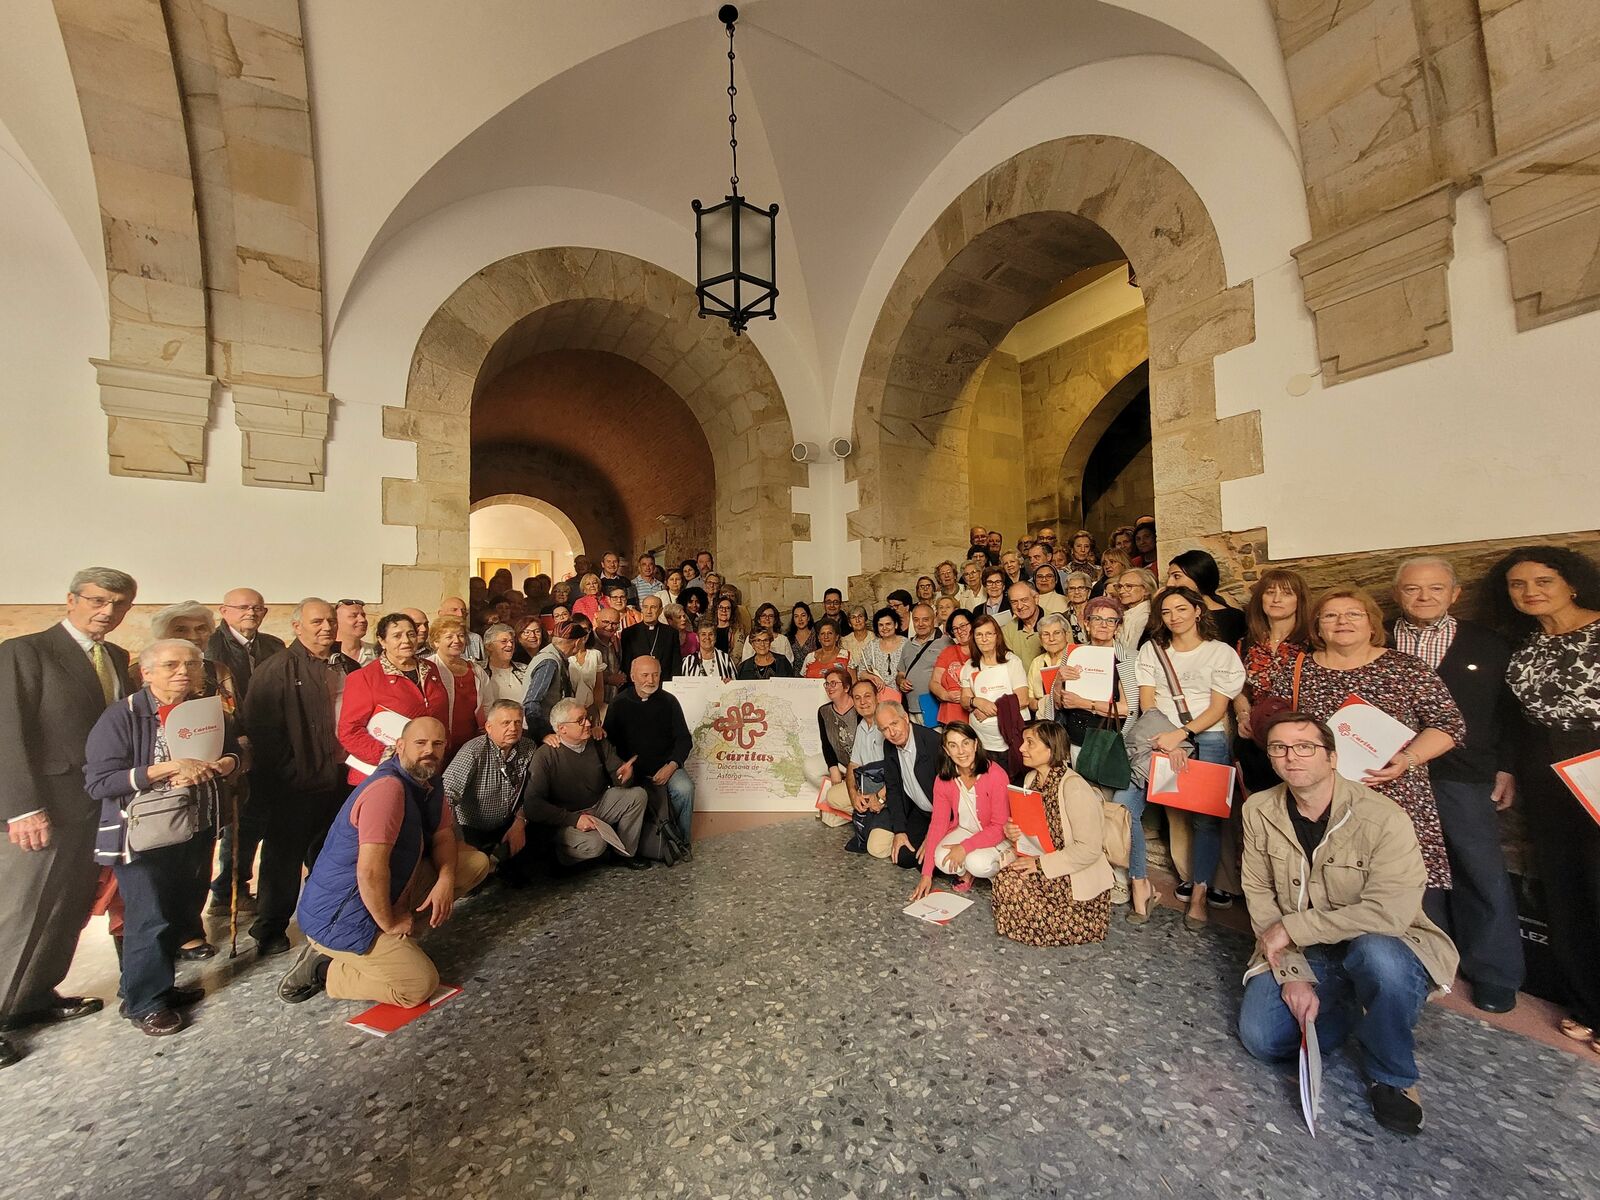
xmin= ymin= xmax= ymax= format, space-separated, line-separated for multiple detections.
xmin=1152 ymin=643 xmax=1195 ymax=725
xmin=1290 ymin=651 xmax=1305 ymax=709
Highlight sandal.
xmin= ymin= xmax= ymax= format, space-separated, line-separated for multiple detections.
xmin=1559 ymin=1017 xmax=1594 ymax=1042
xmin=953 ymin=876 xmax=974 ymax=894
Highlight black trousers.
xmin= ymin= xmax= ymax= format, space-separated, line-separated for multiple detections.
xmin=1421 ymin=777 xmax=1525 ymax=991
xmin=891 ymin=808 xmax=933 ymax=870
xmin=114 ymin=836 xmax=213 ymax=1018
xmin=1520 ymin=728 xmax=1600 ymax=1027
xmin=0 ymin=814 xmax=98 ymax=1019
xmin=250 ymin=785 xmax=347 ymax=942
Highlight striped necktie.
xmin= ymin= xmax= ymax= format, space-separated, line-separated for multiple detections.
xmin=90 ymin=641 xmax=116 ymax=705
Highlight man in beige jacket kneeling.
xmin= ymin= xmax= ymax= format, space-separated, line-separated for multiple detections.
xmin=1239 ymin=711 xmax=1459 ymax=1137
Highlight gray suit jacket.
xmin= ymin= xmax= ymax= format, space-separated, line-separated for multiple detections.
xmin=0 ymin=623 xmax=130 ymax=823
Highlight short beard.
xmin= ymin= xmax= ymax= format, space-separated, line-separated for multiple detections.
xmin=407 ymin=759 xmax=439 ymax=782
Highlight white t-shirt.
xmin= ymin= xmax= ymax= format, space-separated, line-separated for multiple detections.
xmin=959 ymin=656 xmax=1031 ymax=752
xmin=1135 ymin=639 xmax=1246 ymax=726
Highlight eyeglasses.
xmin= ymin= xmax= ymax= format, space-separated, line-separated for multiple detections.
xmin=560 ymin=717 xmax=593 ymax=728
xmin=1318 ymin=611 xmax=1367 ymax=625
xmin=1087 ymin=615 xmax=1121 ymax=625
xmin=1265 ymin=742 xmax=1326 ymax=758
xmin=222 ymin=604 xmax=269 ymax=615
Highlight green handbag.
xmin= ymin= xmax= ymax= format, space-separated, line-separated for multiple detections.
xmin=1075 ymin=713 xmax=1133 ymax=790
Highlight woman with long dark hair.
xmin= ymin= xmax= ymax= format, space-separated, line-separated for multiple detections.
xmin=1487 ymin=545 xmax=1600 ymax=1055
xmin=1166 ymin=549 xmax=1246 ymax=647
xmin=908 ymin=722 xmax=1014 ymax=900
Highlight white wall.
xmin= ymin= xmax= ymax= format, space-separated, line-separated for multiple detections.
xmin=469 ymin=502 xmax=580 ymax=583
xmin=0 ymin=122 xmax=411 ymax=605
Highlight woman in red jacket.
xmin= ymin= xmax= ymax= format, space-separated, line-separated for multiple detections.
xmin=909 ymin=721 xmax=1014 ymax=900
xmin=338 ymin=612 xmax=450 ymax=784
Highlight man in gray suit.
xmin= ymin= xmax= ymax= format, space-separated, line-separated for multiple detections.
xmin=0 ymin=567 xmax=136 ymax=1068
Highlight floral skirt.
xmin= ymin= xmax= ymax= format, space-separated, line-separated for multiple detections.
xmin=990 ymin=869 xmax=1110 ymax=947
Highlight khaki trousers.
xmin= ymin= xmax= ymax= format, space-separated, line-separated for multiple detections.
xmin=312 ymin=844 xmax=491 ymax=1008
xmin=818 ymin=781 xmax=852 ymax=828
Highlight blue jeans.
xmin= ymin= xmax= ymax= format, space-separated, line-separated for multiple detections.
xmin=1238 ymin=934 xmax=1433 ymax=1088
xmin=114 ymin=835 xmax=213 ymax=1018
xmin=664 ymin=768 xmax=695 ymax=843
xmin=1111 ymin=728 xmax=1229 ymax=883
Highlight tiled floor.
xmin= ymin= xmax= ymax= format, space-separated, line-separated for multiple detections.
xmin=4 ymin=821 xmax=1598 ymax=1200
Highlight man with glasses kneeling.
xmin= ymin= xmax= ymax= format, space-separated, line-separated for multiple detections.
xmin=1238 ymin=712 xmax=1458 ymax=1137
xmin=521 ymin=699 xmax=649 ymax=869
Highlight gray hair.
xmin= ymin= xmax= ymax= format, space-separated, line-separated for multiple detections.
xmin=1065 ymin=572 xmax=1093 ymax=588
xmin=485 ymin=699 xmax=524 ymax=719
xmin=549 ymin=698 xmax=587 ymax=727
xmin=849 ymin=605 xmax=869 ymax=621
xmin=1007 ymin=581 xmax=1037 ymax=598
xmin=1119 ymin=568 xmax=1159 ymax=595
xmin=875 ymin=700 xmax=909 ymax=722
xmin=149 ymin=601 xmax=214 ymax=640
xmin=69 ymin=567 xmax=136 ymax=599
xmin=1394 ymin=555 xmax=1457 ymax=587
xmin=1037 ymin=612 xmax=1071 ymax=635
xmin=290 ymin=596 xmax=333 ymax=624
xmin=661 ymin=603 xmax=685 ymax=623
xmin=482 ymin=623 xmax=515 ymax=643
xmin=138 ymin=637 xmax=203 ymax=670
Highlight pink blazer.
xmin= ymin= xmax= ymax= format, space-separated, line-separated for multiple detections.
xmin=922 ymin=762 xmax=1011 ymax=878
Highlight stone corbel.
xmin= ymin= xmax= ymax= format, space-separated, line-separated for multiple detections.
xmin=91 ymin=358 xmax=217 ymax=482
xmin=1480 ymin=115 xmax=1600 ymax=332
xmin=1290 ymin=183 xmax=1457 ymax=386
xmin=230 ymin=384 xmax=333 ymax=491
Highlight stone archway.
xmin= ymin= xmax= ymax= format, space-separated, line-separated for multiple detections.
xmin=1058 ymin=360 xmax=1150 ymax=531
xmin=381 ymin=248 xmax=806 ymax=609
xmin=848 ymin=135 xmax=1261 ymax=596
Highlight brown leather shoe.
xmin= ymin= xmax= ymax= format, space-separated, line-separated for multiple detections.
xmin=129 ymin=1008 xmax=185 ymax=1037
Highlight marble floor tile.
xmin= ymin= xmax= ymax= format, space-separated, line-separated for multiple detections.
xmin=1 ymin=822 xmax=1597 ymax=1200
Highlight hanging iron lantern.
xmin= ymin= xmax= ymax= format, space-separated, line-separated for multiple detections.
xmin=692 ymin=5 xmax=778 ymax=334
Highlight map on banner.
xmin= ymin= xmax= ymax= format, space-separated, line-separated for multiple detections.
xmin=665 ymin=677 xmax=827 ymax=811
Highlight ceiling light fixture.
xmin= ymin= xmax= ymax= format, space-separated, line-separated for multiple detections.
xmin=692 ymin=5 xmax=778 ymax=335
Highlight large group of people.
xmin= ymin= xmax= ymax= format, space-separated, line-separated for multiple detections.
xmin=1 ymin=530 xmax=1596 ymax=1139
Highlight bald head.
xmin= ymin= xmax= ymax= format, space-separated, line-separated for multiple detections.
xmin=291 ymin=598 xmax=337 ymax=657
xmin=630 ymin=654 xmax=661 ymax=697
xmin=396 ymin=717 xmax=448 ymax=781
xmin=438 ymin=596 xmax=467 ymax=620
xmin=402 ymin=607 xmax=430 ymax=645
xmin=220 ymin=587 xmax=267 ymax=635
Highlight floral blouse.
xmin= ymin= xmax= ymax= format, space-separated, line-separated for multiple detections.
xmin=1241 ymin=638 xmax=1307 ymax=700
xmin=1506 ymin=620 xmax=1600 ymax=733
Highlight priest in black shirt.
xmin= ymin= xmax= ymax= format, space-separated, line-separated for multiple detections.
xmin=605 ymin=656 xmax=694 ymax=846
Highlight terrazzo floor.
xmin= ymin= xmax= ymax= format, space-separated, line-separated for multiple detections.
xmin=3 ymin=821 xmax=1598 ymax=1200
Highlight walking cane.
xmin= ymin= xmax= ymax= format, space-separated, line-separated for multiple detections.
xmin=228 ymin=786 xmax=240 ymax=959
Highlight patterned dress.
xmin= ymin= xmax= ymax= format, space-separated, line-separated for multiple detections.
xmin=990 ymin=765 xmax=1112 ymax=946
xmin=1264 ymin=650 xmax=1464 ymax=888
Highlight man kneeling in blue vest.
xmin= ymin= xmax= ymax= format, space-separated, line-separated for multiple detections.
xmin=278 ymin=717 xmax=491 ymax=1007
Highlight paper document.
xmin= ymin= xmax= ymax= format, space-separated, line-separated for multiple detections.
xmin=1553 ymin=749 xmax=1600 ymax=827
xmin=1298 ymin=1022 xmax=1323 ymax=1137
xmin=903 ymin=892 xmax=975 ymax=925
xmin=590 ymin=815 xmax=632 ymax=857
xmin=344 ymin=708 xmax=410 ymax=776
xmin=161 ymin=695 xmax=225 ymax=762
xmin=1006 ymin=785 xmax=1056 ymax=856
xmin=1330 ymin=695 xmax=1415 ymax=782
xmin=1062 ymin=645 xmax=1116 ymax=704
xmin=347 ymin=984 xmax=462 ymax=1038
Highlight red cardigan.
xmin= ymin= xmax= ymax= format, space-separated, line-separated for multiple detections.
xmin=922 ymin=761 xmax=1011 ymax=878
xmin=338 ymin=659 xmax=450 ymax=784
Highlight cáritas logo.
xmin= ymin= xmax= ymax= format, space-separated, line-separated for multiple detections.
xmin=712 ymin=701 xmax=768 ymax=749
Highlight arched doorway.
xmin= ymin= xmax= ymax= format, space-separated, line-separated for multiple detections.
xmin=381 ymin=249 xmax=806 ymax=610
xmin=469 ymin=496 xmax=583 ymax=587
xmin=847 ymin=135 xmax=1261 ymax=597
xmin=1058 ymin=361 xmax=1152 ymax=534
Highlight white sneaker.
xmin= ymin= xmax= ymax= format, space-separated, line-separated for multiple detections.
xmin=1110 ymin=866 xmax=1130 ymax=906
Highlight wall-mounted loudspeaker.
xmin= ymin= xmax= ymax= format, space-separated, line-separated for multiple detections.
xmin=790 ymin=441 xmax=820 ymax=463
xmin=829 ymin=437 xmax=853 ymax=460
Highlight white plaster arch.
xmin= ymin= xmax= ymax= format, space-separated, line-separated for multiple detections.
xmin=471 ymin=494 xmax=586 ymax=559
xmin=830 ymin=54 xmax=1313 ymax=434
xmin=326 ymin=185 xmax=827 ymax=445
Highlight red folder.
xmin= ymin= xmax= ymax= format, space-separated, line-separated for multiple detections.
xmin=346 ymin=984 xmax=462 ymax=1037
xmin=1039 ymin=666 xmax=1060 ymax=696
xmin=1145 ymin=752 xmax=1235 ymax=818
xmin=1553 ymin=749 xmax=1600 ymax=827
xmin=1006 ymin=785 xmax=1056 ymax=855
